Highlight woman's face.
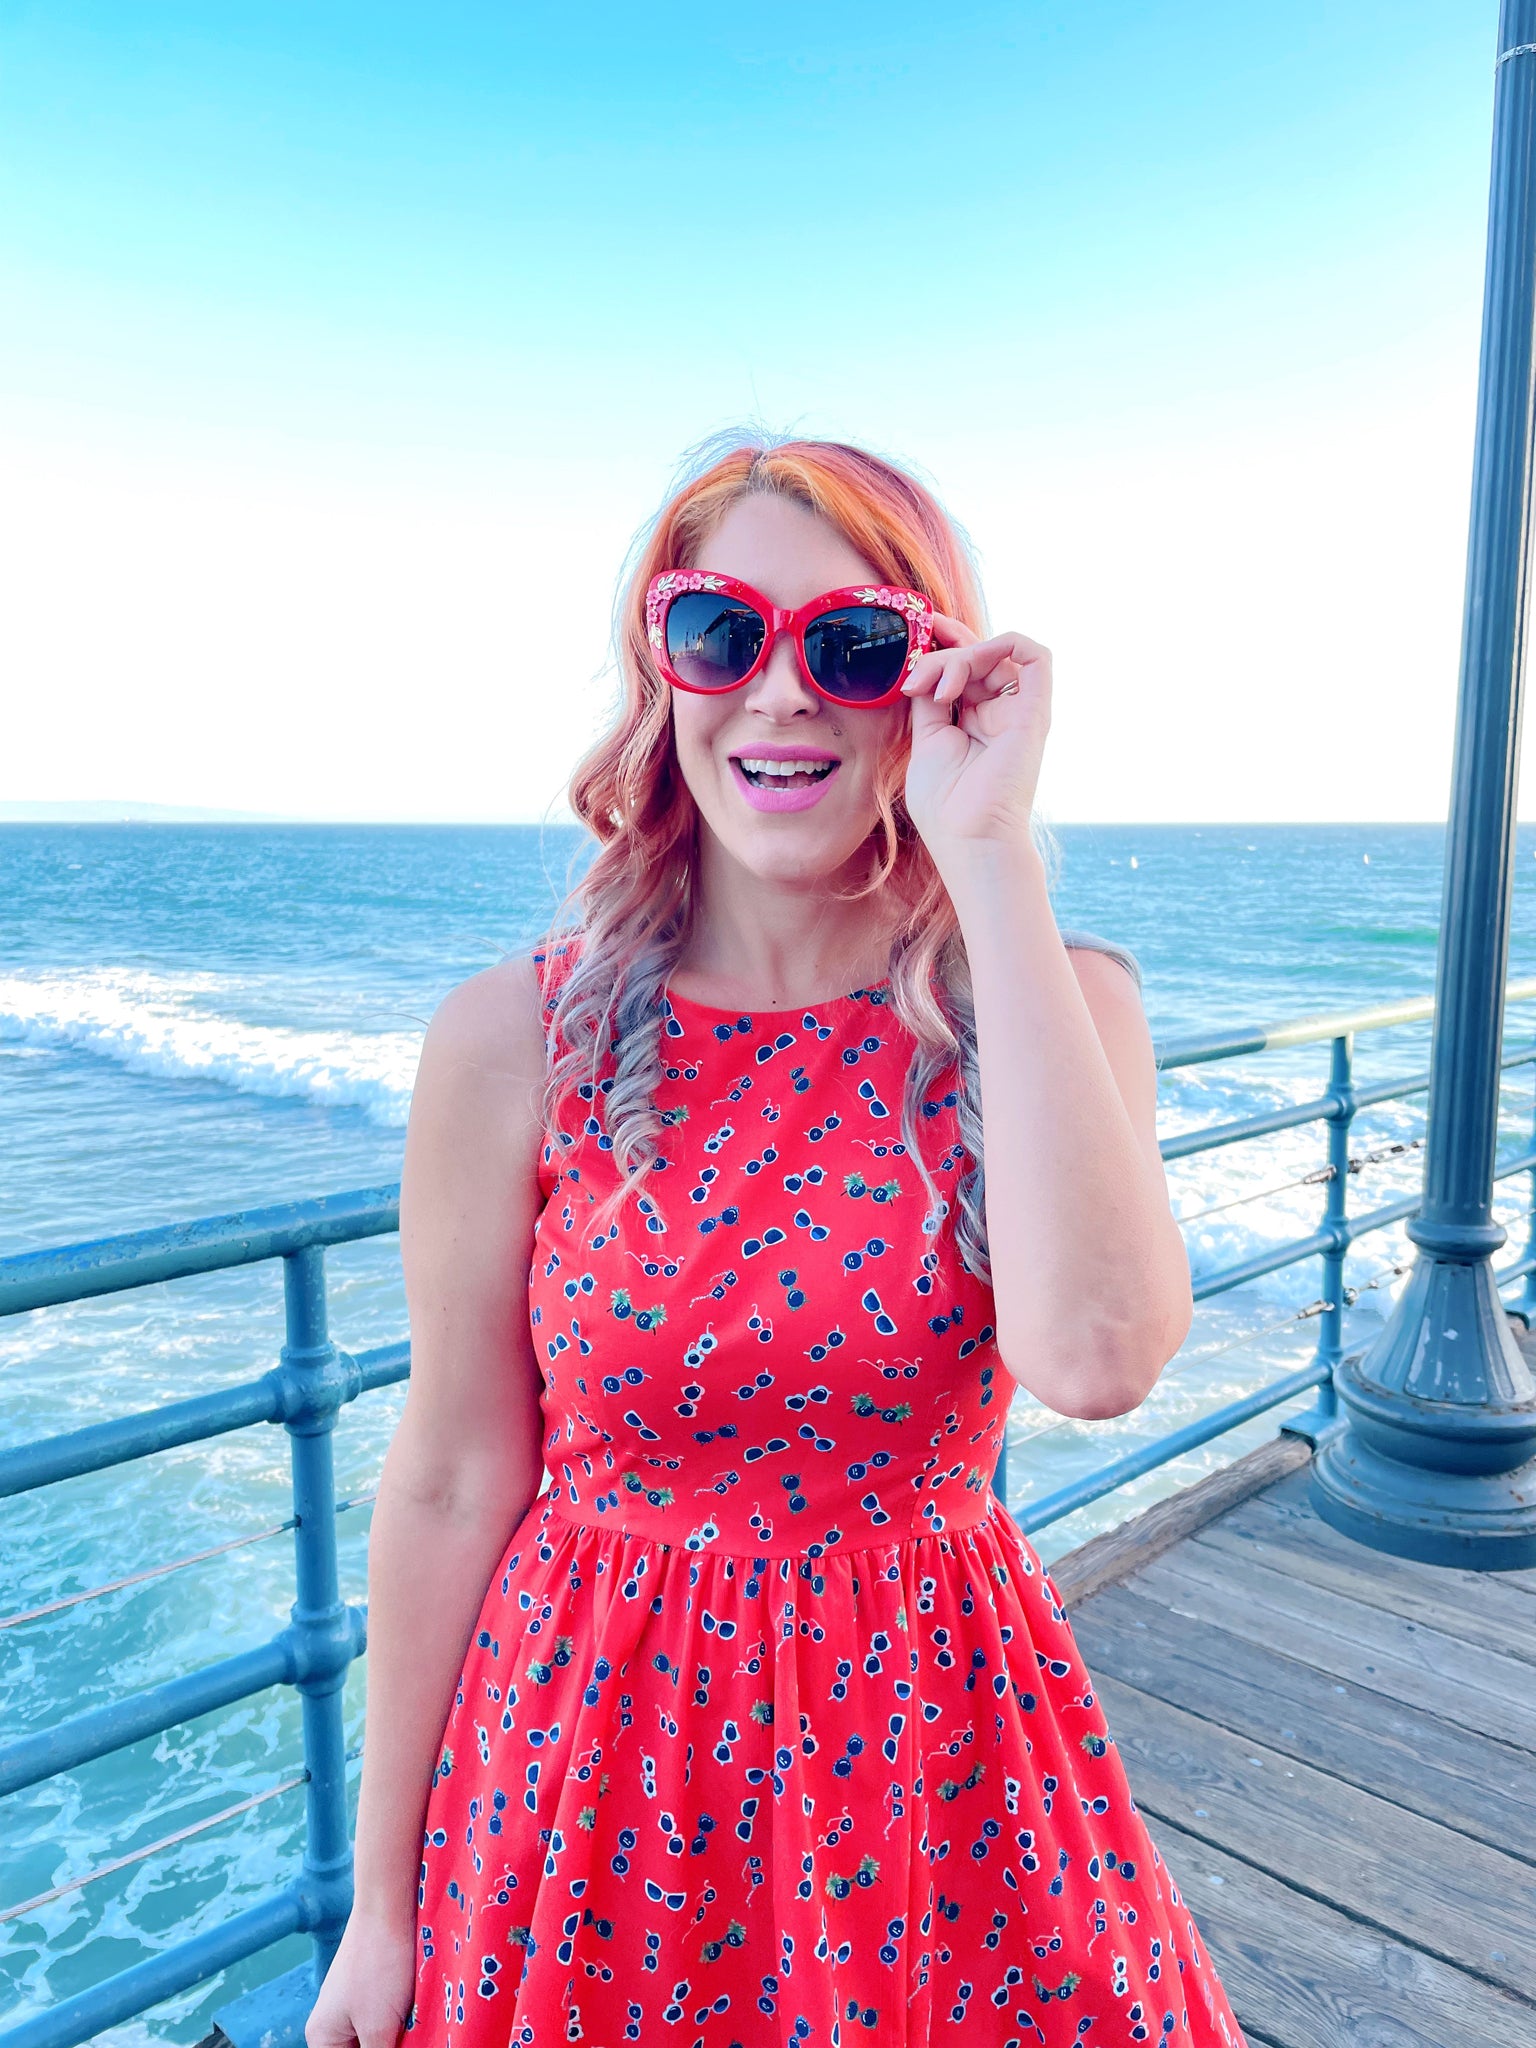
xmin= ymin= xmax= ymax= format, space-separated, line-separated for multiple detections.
xmin=667 ymin=492 xmax=911 ymax=886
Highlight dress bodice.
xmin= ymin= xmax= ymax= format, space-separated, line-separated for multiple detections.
xmin=527 ymin=941 xmax=1008 ymax=1556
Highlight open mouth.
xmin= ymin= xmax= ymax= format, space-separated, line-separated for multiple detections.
xmin=733 ymin=756 xmax=839 ymax=791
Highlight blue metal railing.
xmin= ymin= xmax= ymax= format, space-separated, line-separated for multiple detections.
xmin=4 ymin=977 xmax=1536 ymax=2048
xmin=0 ymin=1196 xmax=408 ymax=2048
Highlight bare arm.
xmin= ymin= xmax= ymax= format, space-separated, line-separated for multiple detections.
xmin=898 ymin=615 xmax=1189 ymax=1422
xmin=949 ymin=844 xmax=1191 ymax=1419
xmin=307 ymin=951 xmax=549 ymax=2047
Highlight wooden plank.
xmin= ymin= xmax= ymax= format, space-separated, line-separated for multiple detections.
xmin=1148 ymin=1532 xmax=1536 ymax=1720
xmin=1047 ymin=1431 xmax=1314 ymax=1607
xmin=1129 ymin=1544 xmax=1536 ymax=1748
xmin=1241 ymin=1482 xmax=1536 ymax=1622
xmin=1071 ymin=1581 xmax=1536 ymax=1862
xmin=1257 ymin=1463 xmax=1536 ymax=1596
xmin=1096 ymin=1672 xmax=1536 ymax=2001
xmin=1147 ymin=1813 xmax=1535 ymax=2048
xmin=1188 ymin=1498 xmax=1536 ymax=1667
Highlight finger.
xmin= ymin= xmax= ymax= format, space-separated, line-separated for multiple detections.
xmin=928 ymin=610 xmax=980 ymax=650
xmin=902 ymin=646 xmax=972 ymax=704
xmin=958 ymin=631 xmax=1049 ymax=677
xmin=906 ymin=671 xmax=959 ymax=743
xmin=934 ymin=634 xmax=1050 ymax=706
xmin=906 ymin=642 xmax=1009 ymax=706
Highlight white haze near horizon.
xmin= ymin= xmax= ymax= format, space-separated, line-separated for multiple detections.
xmin=7 ymin=190 xmax=1533 ymax=833
xmin=9 ymin=327 xmax=1525 ymax=829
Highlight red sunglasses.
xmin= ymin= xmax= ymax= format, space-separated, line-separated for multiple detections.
xmin=645 ymin=570 xmax=935 ymax=708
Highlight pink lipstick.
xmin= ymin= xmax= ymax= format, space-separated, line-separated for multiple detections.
xmin=728 ymin=749 xmax=842 ymax=814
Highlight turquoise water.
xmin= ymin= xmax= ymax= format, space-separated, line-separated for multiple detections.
xmin=5 ymin=819 xmax=1536 ymax=2040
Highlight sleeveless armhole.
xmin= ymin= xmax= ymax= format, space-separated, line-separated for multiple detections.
xmin=1057 ymin=925 xmax=1144 ymax=992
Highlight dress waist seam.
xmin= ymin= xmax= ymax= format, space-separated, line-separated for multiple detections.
xmin=536 ymin=1493 xmax=1002 ymax=1562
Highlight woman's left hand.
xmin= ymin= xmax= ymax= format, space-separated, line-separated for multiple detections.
xmin=900 ymin=613 xmax=1051 ymax=866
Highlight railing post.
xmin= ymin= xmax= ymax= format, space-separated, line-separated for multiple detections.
xmin=1314 ymin=1031 xmax=1356 ymax=1412
xmin=281 ymin=1247 xmax=354 ymax=1983
xmin=1280 ymin=1034 xmax=1354 ymax=1448
xmin=1521 ymin=1069 xmax=1536 ymax=1324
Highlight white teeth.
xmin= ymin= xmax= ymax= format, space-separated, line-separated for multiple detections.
xmin=736 ymin=757 xmax=837 ymax=778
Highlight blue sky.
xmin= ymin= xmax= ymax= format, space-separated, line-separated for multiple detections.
xmin=0 ymin=2 xmax=1517 ymax=821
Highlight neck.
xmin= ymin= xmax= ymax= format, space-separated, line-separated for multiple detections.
xmin=674 ymin=835 xmax=897 ymax=1005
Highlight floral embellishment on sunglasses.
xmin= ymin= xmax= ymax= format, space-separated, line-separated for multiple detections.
xmin=645 ymin=569 xmax=935 ymax=708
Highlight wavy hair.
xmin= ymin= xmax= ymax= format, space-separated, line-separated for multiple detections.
xmin=536 ymin=427 xmax=1059 ymax=1285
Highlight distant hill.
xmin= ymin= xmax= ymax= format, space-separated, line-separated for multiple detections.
xmin=0 ymin=800 xmax=296 ymax=823
xmin=0 ymin=801 xmax=583 ymax=825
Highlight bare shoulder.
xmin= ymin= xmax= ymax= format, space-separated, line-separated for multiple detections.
xmin=421 ymin=949 xmax=546 ymax=1083
xmin=396 ymin=950 xmax=550 ymax=1511
xmin=1063 ymin=942 xmax=1145 ymax=1014
xmin=1063 ymin=941 xmax=1152 ymax=1055
xmin=404 ymin=951 xmax=548 ymax=1207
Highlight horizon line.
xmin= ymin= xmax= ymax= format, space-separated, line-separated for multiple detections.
xmin=0 ymin=811 xmax=1501 ymax=830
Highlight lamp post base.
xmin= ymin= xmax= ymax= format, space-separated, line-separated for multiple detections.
xmin=1311 ymin=1424 xmax=1536 ymax=1568
xmin=1309 ymin=1273 xmax=1536 ymax=1568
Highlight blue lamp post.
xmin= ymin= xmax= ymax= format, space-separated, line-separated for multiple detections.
xmin=1310 ymin=1 xmax=1536 ymax=1566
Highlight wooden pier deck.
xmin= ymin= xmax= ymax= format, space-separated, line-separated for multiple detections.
xmin=1053 ymin=1429 xmax=1536 ymax=2047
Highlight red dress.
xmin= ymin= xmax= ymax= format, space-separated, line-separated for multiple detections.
xmin=402 ymin=939 xmax=1246 ymax=2048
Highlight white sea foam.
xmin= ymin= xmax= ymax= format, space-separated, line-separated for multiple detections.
xmin=0 ymin=970 xmax=420 ymax=1126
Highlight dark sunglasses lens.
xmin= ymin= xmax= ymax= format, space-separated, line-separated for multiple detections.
xmin=803 ymin=606 xmax=910 ymax=702
xmin=664 ymin=593 xmax=767 ymax=690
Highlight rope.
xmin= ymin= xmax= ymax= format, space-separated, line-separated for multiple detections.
xmin=0 ymin=1743 xmax=365 ymax=1925
xmin=0 ymin=1777 xmax=306 ymax=1924
xmin=1172 ymin=1136 xmax=1423 ymax=1228
xmin=0 ymin=1520 xmax=297 ymax=1632
xmin=0 ymin=1486 xmax=378 ymax=1633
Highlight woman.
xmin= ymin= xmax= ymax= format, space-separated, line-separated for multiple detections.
xmin=308 ymin=435 xmax=1246 ymax=2047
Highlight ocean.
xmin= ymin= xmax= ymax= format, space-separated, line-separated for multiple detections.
xmin=5 ymin=818 xmax=1536 ymax=2040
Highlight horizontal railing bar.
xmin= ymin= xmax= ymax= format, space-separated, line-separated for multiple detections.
xmin=0 ymin=1608 xmax=366 ymax=1797
xmin=354 ymin=1338 xmax=411 ymax=1394
xmin=0 ymin=1340 xmax=408 ymax=1500
xmin=1351 ymin=1034 xmax=1536 ymax=1110
xmin=0 ymin=1185 xmax=401 ymax=1319
xmin=1153 ymin=977 xmax=1536 ymax=1071
xmin=0 ymin=1378 xmax=284 ymax=1498
xmin=0 ymin=1885 xmax=308 ymax=2048
xmin=0 ymin=1638 xmax=292 ymax=1797
xmin=1192 ymin=1228 xmax=1334 ymax=1300
xmin=1015 ymin=1356 xmax=1332 ymax=1534
xmin=1160 ymin=1039 xmax=1536 ymax=1165
xmin=1161 ymin=1093 xmax=1342 ymax=1161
